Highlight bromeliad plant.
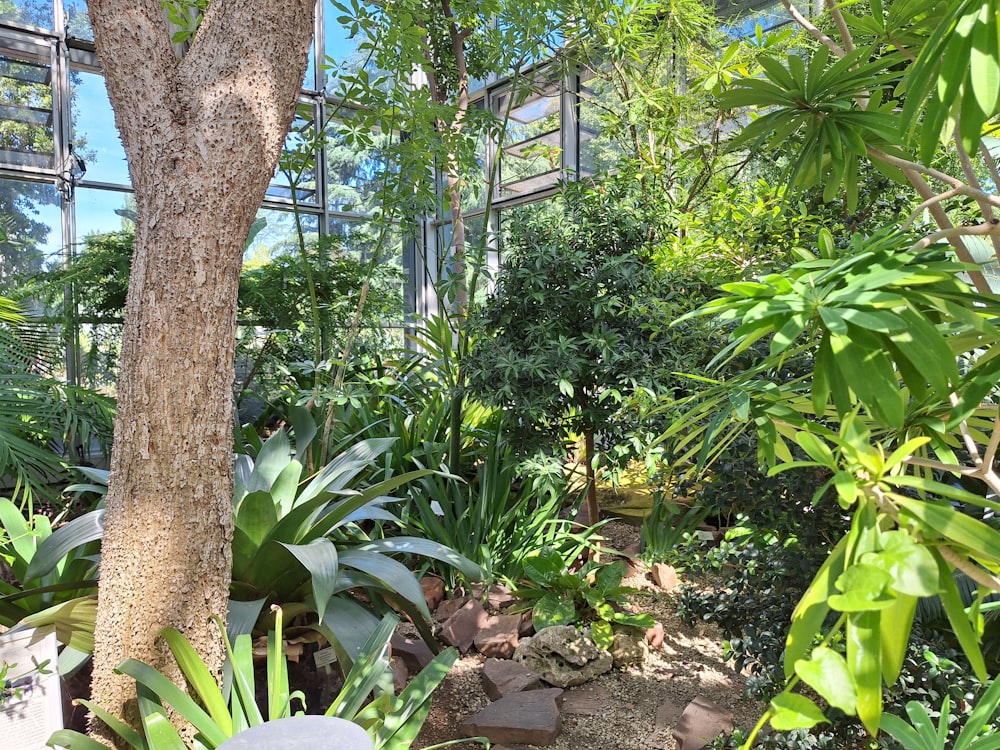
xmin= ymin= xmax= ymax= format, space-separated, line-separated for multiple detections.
xmin=230 ymin=409 xmax=484 ymax=665
xmin=0 ymin=491 xmax=103 ymax=673
xmin=49 ymin=608 xmax=461 ymax=750
xmin=511 ymin=547 xmax=653 ymax=651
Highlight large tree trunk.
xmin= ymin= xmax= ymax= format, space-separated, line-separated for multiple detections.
xmin=86 ymin=0 xmax=313 ymax=740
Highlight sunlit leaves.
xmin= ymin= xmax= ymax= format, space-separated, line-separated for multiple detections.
xmin=902 ymin=0 xmax=1000 ymax=161
xmin=719 ymin=47 xmax=901 ymax=208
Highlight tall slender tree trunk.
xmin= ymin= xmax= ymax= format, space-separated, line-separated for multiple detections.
xmin=86 ymin=0 xmax=313 ymax=740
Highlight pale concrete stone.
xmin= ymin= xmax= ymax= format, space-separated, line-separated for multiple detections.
xmin=610 ymin=628 xmax=648 ymax=668
xmin=459 ymin=687 xmax=564 ymax=746
xmin=513 ymin=626 xmax=612 ymax=688
xmin=481 ymin=657 xmax=542 ymax=700
xmin=672 ymin=696 xmax=735 ymax=750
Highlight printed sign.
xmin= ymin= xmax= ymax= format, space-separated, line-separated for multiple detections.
xmin=0 ymin=628 xmax=63 ymax=750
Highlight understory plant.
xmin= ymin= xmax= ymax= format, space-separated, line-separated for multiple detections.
xmin=664 ymin=0 xmax=1000 ymax=742
xmin=511 ymin=547 xmax=653 ymax=650
xmin=0 ymin=492 xmax=102 ymax=673
xmin=49 ymin=608 xmax=459 ymax=750
xmin=229 ymin=409 xmax=484 ymax=664
xmin=403 ymin=431 xmax=597 ymax=586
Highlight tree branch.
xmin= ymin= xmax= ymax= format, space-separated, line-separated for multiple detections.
xmin=782 ymin=0 xmax=847 ymax=57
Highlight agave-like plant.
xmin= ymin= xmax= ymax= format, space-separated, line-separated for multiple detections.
xmin=0 ymin=489 xmax=104 ymax=675
xmin=48 ymin=608 xmax=470 ymax=750
xmin=228 ymin=408 xmax=483 ymax=666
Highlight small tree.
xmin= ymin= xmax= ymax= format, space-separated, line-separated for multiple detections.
xmin=465 ymin=177 xmax=676 ymax=526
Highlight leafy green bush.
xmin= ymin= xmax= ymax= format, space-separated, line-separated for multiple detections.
xmin=511 ymin=548 xmax=653 ymax=650
xmin=403 ymin=433 xmax=595 ymax=586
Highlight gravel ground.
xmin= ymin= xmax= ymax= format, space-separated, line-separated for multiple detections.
xmin=413 ymin=522 xmax=765 ymax=750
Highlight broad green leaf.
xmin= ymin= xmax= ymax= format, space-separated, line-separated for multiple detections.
xmin=880 ymin=592 xmax=917 ymax=686
xmin=235 ymin=491 xmax=279 ymax=548
xmin=794 ymin=646 xmax=857 ymax=714
xmin=355 ymin=537 xmax=485 ymax=582
xmin=338 ymin=549 xmax=429 ymax=618
xmin=279 ymin=539 xmax=338 ymax=622
xmin=828 ymin=564 xmax=895 ymax=612
xmin=895 ymin=498 xmax=1000 ymax=562
xmin=159 ymin=628 xmax=233 ymax=737
xmin=769 ymin=692 xmax=829 ymax=731
xmin=135 ymin=683 xmax=186 ymax=750
xmin=848 ymin=610 xmax=883 ymax=735
xmin=533 ymin=591 xmax=577 ymax=629
xmin=785 ymin=534 xmax=848 ymax=676
xmin=117 ymin=658 xmax=229 ymax=747
xmin=68 ymin=699 xmax=149 ymax=750
xmin=932 ymin=549 xmax=988 ymax=680
xmin=247 ymin=430 xmax=293 ymax=493
xmin=861 ymin=531 xmax=939 ymax=597
xmin=25 ymin=509 xmax=104 ymax=582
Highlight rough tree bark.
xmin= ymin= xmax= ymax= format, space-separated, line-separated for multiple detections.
xmin=86 ymin=0 xmax=313 ymax=740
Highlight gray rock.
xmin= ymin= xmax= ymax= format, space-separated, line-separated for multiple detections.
xmin=610 ymin=627 xmax=648 ymax=668
xmin=460 ymin=687 xmax=564 ymax=746
xmin=482 ymin=657 xmax=542 ymax=700
xmin=513 ymin=625 xmax=613 ymax=687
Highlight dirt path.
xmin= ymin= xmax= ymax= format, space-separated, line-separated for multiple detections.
xmin=414 ymin=523 xmax=765 ymax=749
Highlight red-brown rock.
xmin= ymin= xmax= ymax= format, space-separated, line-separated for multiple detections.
xmin=651 ymin=562 xmax=678 ymax=591
xmin=420 ymin=576 xmax=446 ymax=612
xmin=460 ymin=687 xmax=564 ymax=746
xmin=646 ymin=621 xmax=665 ymax=649
xmin=434 ymin=596 xmax=470 ymax=623
xmin=487 ymin=583 xmax=517 ymax=612
xmin=672 ymin=696 xmax=735 ymax=750
xmin=439 ymin=599 xmax=489 ymax=654
xmin=481 ymin=658 xmax=542 ymax=700
xmin=474 ymin=614 xmax=522 ymax=659
xmin=389 ymin=633 xmax=435 ymax=671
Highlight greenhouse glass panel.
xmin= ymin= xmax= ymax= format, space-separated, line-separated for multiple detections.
xmin=325 ymin=114 xmax=389 ymax=215
xmin=268 ymin=101 xmax=318 ymax=204
xmin=65 ymin=0 xmax=93 ymax=40
xmin=578 ymin=67 xmax=625 ymax=177
xmin=244 ymin=208 xmax=318 ymax=263
xmin=0 ymin=177 xmax=59 ymax=289
xmin=323 ymin=1 xmax=375 ymax=92
xmin=0 ymin=45 xmax=54 ymax=171
xmin=493 ymin=70 xmax=562 ymax=199
xmin=0 ymin=0 xmax=52 ymax=29
xmin=73 ymin=187 xmax=134 ymax=246
xmin=71 ymin=70 xmax=129 ymax=186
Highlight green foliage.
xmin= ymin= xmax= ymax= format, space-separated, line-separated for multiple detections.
xmin=48 ymin=609 xmax=456 ymax=750
xmin=639 ymin=497 xmax=710 ymax=567
xmin=881 ymin=674 xmax=1000 ymax=750
xmin=0 ymin=492 xmax=101 ymax=669
xmin=30 ymin=231 xmax=133 ymax=320
xmin=238 ymin=235 xmax=403 ymax=353
xmin=404 ymin=433 xmax=596 ymax=587
xmin=465 ymin=176 xmax=677 ymax=455
xmin=511 ymin=548 xmax=653 ymax=650
xmin=0 ymin=296 xmax=114 ymax=511
xmin=230 ymin=410 xmax=483 ymax=667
